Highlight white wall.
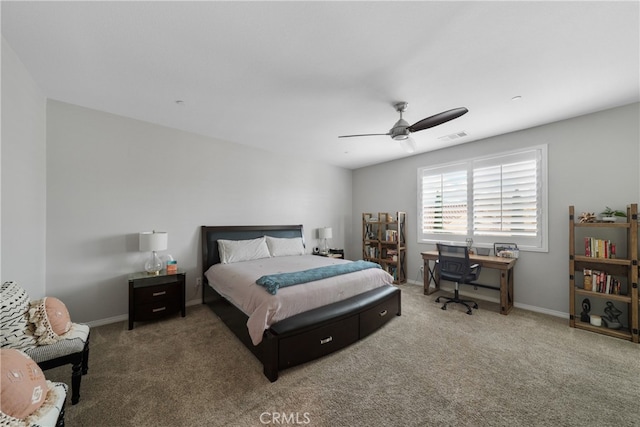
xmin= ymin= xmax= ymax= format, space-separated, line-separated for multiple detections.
xmin=45 ymin=100 xmax=352 ymax=323
xmin=1 ymin=37 xmax=47 ymax=298
xmin=352 ymin=103 xmax=640 ymax=316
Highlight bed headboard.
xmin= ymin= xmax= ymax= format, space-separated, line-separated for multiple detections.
xmin=200 ymin=225 xmax=305 ymax=274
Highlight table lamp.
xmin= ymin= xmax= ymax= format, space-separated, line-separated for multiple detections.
xmin=318 ymin=227 xmax=332 ymax=254
xmin=139 ymin=231 xmax=168 ymax=275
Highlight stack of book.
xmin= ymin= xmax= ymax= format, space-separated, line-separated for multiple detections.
xmin=584 ymin=237 xmax=616 ymax=258
xmin=385 ymin=230 xmax=398 ymax=242
xmin=365 ymin=246 xmax=378 ymax=258
xmin=583 ymin=268 xmax=623 ymax=295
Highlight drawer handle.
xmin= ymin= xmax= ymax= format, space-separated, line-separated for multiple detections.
xmin=320 ymin=336 xmax=333 ymax=345
xmin=152 ymin=291 xmax=167 ymax=297
xmin=152 ymin=307 xmax=166 ymax=313
xmin=379 ymin=309 xmax=388 ymax=317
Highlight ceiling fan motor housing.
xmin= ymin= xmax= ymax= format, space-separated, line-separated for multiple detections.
xmin=390 ymin=118 xmax=410 ymax=140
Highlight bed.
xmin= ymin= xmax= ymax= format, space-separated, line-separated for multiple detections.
xmin=201 ymin=225 xmax=401 ymax=382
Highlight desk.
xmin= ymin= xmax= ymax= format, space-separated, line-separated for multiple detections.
xmin=421 ymin=251 xmax=517 ymax=315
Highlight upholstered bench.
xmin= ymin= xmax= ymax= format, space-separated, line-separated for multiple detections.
xmin=1 ymin=281 xmax=90 ymax=405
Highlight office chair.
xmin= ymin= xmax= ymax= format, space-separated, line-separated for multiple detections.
xmin=435 ymin=243 xmax=481 ymax=315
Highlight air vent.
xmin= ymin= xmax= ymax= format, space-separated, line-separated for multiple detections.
xmin=438 ymin=131 xmax=468 ymax=141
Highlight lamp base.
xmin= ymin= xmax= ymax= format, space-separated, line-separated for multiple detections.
xmin=144 ymin=251 xmax=163 ymax=275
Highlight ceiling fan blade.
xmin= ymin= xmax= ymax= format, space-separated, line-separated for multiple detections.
xmin=338 ymin=133 xmax=390 ymax=138
xmin=407 ymin=107 xmax=469 ymax=133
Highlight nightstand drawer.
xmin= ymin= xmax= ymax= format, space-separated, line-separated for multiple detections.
xmin=134 ymin=299 xmax=181 ymax=321
xmin=134 ymin=282 xmax=180 ymax=304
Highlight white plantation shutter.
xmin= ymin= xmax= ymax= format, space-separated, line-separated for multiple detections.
xmin=420 ymin=165 xmax=468 ymax=236
xmin=473 ymin=150 xmax=540 ymax=237
xmin=418 ymin=146 xmax=547 ymax=251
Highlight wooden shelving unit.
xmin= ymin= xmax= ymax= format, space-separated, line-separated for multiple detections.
xmin=362 ymin=212 xmax=407 ymax=284
xmin=569 ymin=204 xmax=638 ymax=343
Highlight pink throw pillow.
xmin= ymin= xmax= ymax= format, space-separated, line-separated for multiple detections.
xmin=0 ymin=349 xmax=48 ymax=419
xmin=28 ymin=297 xmax=72 ymax=345
xmin=44 ymin=297 xmax=72 ymax=336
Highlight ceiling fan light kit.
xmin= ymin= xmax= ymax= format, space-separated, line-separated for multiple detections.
xmin=339 ymin=101 xmax=468 ymax=153
xmin=398 ymin=137 xmax=417 ymax=153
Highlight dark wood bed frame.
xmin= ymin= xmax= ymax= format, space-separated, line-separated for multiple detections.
xmin=201 ymin=225 xmax=401 ymax=382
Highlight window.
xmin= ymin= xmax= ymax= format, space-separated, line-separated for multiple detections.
xmin=418 ymin=145 xmax=548 ymax=251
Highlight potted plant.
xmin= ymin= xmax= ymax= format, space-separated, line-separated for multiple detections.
xmin=600 ymin=206 xmax=627 ymax=222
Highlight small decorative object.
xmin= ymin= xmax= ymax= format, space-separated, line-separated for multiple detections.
xmin=600 ymin=206 xmax=626 ymax=222
xmin=578 ymin=212 xmax=597 ymax=223
xmin=580 ymin=298 xmax=591 ymax=323
xmin=590 ymin=314 xmax=602 ymax=327
xmin=465 ymin=237 xmax=473 ymax=251
xmin=601 ymin=301 xmax=623 ymax=330
xmin=165 ymin=254 xmax=177 ymax=274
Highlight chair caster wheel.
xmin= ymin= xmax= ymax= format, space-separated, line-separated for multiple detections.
xmin=466 ymin=310 xmax=472 ymax=315
xmin=435 ymin=297 xmax=441 ymax=303
xmin=441 ymin=306 xmax=447 ymax=311
xmin=473 ymin=304 xmax=478 ymax=309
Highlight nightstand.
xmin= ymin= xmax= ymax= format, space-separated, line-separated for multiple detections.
xmin=314 ymin=249 xmax=345 ymax=259
xmin=128 ymin=270 xmax=186 ymax=330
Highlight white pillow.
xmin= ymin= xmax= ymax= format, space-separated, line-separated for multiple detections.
xmin=218 ymin=237 xmax=271 ymax=264
xmin=265 ymin=236 xmax=305 ymax=257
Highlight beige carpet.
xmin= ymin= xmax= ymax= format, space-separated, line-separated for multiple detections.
xmin=46 ymin=284 xmax=640 ymax=426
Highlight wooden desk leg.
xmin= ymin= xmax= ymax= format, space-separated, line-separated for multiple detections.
xmin=500 ymin=268 xmax=515 ymax=315
xmin=424 ymin=260 xmax=439 ymax=295
xmin=507 ymin=268 xmax=514 ymax=313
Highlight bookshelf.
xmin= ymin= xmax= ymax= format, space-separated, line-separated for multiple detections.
xmin=362 ymin=212 xmax=407 ymax=284
xmin=569 ymin=204 xmax=638 ymax=343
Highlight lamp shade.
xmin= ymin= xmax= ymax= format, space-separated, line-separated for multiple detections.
xmin=318 ymin=227 xmax=333 ymax=239
xmin=139 ymin=231 xmax=168 ymax=252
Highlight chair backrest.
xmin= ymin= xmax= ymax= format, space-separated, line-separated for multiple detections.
xmin=436 ymin=243 xmax=472 ymax=282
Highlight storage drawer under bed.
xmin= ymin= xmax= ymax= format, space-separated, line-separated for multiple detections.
xmin=359 ymin=294 xmax=399 ymax=338
xmin=278 ymin=315 xmax=359 ymax=369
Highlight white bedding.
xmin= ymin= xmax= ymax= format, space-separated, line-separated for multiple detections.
xmin=204 ymin=255 xmax=395 ymax=345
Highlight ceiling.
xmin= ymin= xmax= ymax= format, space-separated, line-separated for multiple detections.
xmin=2 ymin=1 xmax=639 ymax=169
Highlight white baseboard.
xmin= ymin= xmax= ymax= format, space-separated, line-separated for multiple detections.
xmin=86 ymin=298 xmax=204 ymax=328
xmin=86 ymin=314 xmax=128 ymax=328
xmin=186 ymin=298 xmax=201 ymax=307
xmin=402 ymin=279 xmax=569 ymax=319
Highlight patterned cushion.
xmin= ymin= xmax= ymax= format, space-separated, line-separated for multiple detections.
xmin=28 ymin=298 xmax=72 ymax=345
xmin=0 ymin=282 xmax=36 ymax=351
xmin=0 ymin=349 xmax=48 ymax=420
xmin=24 ymin=323 xmax=90 ymax=363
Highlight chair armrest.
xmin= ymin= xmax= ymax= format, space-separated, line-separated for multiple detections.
xmin=470 ymin=264 xmax=482 ymax=278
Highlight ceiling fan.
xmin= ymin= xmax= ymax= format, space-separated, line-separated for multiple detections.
xmin=339 ymin=102 xmax=468 ymax=153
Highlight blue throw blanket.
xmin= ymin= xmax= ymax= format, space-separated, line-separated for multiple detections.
xmin=256 ymin=260 xmax=381 ymax=295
